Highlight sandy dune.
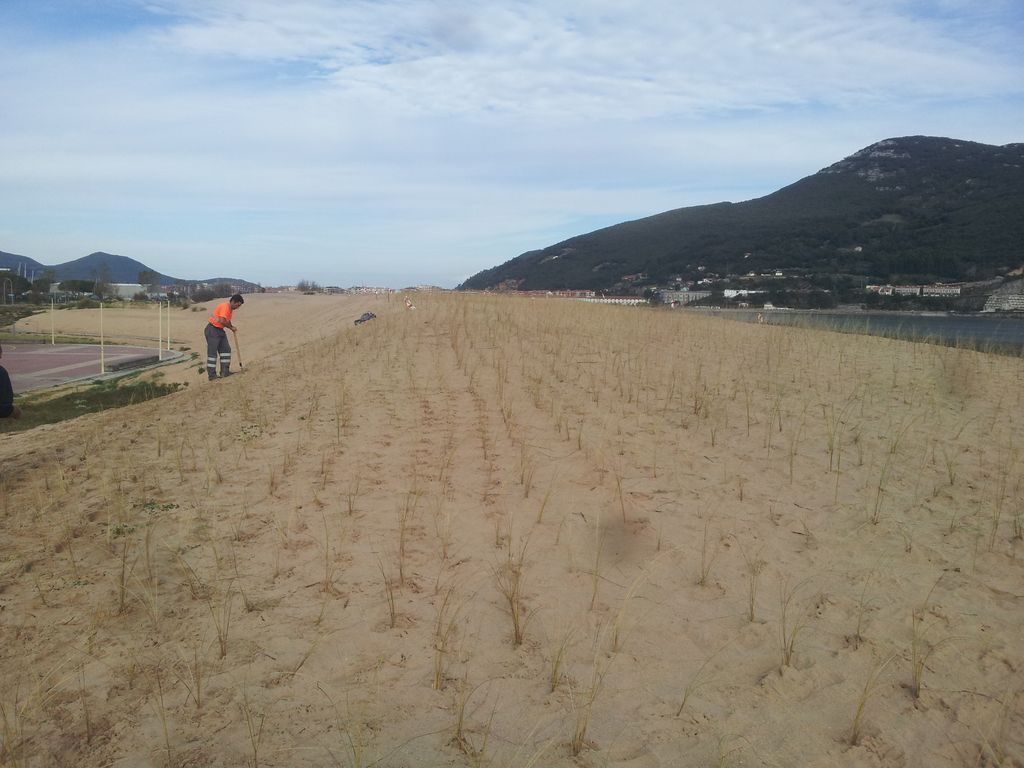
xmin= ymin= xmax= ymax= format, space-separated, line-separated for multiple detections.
xmin=1 ymin=292 xmax=1021 ymax=767
xmin=12 ymin=293 xmax=387 ymax=388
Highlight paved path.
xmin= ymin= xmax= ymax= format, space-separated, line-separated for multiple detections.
xmin=2 ymin=342 xmax=185 ymax=393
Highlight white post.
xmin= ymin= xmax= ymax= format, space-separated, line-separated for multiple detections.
xmin=50 ymin=296 xmax=55 ymax=344
xmin=100 ymin=301 xmax=105 ymax=374
xmin=166 ymin=301 xmax=171 ymax=354
xmin=158 ymin=300 xmax=163 ymax=361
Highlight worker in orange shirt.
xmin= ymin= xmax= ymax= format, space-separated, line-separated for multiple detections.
xmin=204 ymin=293 xmax=244 ymax=380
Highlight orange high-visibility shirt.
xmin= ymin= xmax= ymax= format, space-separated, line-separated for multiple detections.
xmin=208 ymin=302 xmax=233 ymax=329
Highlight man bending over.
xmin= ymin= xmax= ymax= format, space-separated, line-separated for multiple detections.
xmin=204 ymin=293 xmax=244 ymax=380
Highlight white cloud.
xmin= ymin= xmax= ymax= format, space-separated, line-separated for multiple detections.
xmin=139 ymin=0 xmax=1023 ymax=115
xmin=0 ymin=0 xmax=1021 ymax=285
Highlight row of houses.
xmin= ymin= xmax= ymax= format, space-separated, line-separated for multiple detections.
xmin=982 ymin=294 xmax=1024 ymax=312
xmin=655 ymin=289 xmax=713 ymax=305
xmin=472 ymin=288 xmax=657 ymax=305
xmin=578 ymin=296 xmax=647 ymax=306
xmin=35 ymin=282 xmax=256 ymax=300
xmin=865 ymin=284 xmax=963 ymax=297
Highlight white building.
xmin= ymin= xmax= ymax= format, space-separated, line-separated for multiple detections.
xmin=656 ymin=289 xmax=712 ymax=305
xmin=109 ymin=283 xmax=147 ymax=298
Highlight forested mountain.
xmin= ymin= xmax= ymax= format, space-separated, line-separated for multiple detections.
xmin=0 ymin=250 xmax=253 ymax=287
xmin=459 ymin=136 xmax=1024 ymax=292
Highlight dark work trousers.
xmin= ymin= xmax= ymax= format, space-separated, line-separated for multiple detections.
xmin=0 ymin=365 xmax=14 ymax=417
xmin=204 ymin=324 xmax=232 ymax=379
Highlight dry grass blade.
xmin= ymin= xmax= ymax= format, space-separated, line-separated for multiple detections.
xmin=778 ymin=577 xmax=811 ymax=669
xmin=570 ymin=623 xmax=614 ymax=756
xmin=849 ymin=654 xmax=895 ymax=745
xmin=494 ymin=530 xmax=531 ymax=646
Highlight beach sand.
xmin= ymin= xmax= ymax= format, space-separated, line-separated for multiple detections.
xmin=1 ymin=292 xmax=1021 ymax=766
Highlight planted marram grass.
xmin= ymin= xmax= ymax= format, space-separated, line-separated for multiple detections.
xmin=0 ymin=292 xmax=1022 ymax=765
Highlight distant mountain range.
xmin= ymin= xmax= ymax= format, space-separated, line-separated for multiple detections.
xmin=459 ymin=136 xmax=1024 ymax=292
xmin=0 ymin=250 xmax=254 ymax=288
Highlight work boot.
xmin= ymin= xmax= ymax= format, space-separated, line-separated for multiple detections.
xmin=220 ymin=370 xmax=233 ymax=378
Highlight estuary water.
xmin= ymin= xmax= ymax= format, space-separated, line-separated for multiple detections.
xmin=711 ymin=309 xmax=1024 ymax=354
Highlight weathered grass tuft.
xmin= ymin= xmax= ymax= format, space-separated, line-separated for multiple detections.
xmin=848 ymin=654 xmax=895 ymax=746
xmin=494 ymin=530 xmax=531 ymax=646
xmin=778 ymin=577 xmax=811 ymax=669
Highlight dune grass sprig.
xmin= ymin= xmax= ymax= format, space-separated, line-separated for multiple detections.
xmin=740 ymin=544 xmax=765 ymax=623
xmin=376 ymin=558 xmax=398 ymax=629
xmin=318 ymin=510 xmax=341 ymax=594
xmin=0 ymin=687 xmax=26 ymax=768
xmin=131 ymin=571 xmax=162 ymax=635
xmin=240 ymin=686 xmax=267 ymax=768
xmin=974 ymin=683 xmax=1022 ymax=767
xmin=848 ymin=654 xmax=895 ymax=746
xmin=908 ymin=608 xmax=954 ymax=699
xmin=172 ymin=548 xmax=209 ymax=600
xmin=344 ymin=473 xmax=362 ymax=517
xmin=907 ymin=575 xmax=952 ymax=699
xmin=116 ymin=538 xmax=138 ymax=615
xmin=868 ymin=453 xmax=894 ymax=526
xmin=170 ymin=642 xmax=206 ymax=711
xmin=206 ymin=586 xmax=235 ymax=659
xmin=451 ymin=677 xmax=496 ymax=766
xmin=432 ymin=584 xmax=464 ymax=690
xmin=570 ymin=624 xmax=614 ymax=756
xmin=494 ymin=531 xmax=531 ymax=646
xmin=988 ymin=448 xmax=1014 ymax=550
xmin=697 ymin=514 xmax=720 ymax=587
xmin=851 ymin=564 xmax=881 ymax=650
xmin=431 ymin=495 xmax=454 ymax=560
xmin=589 ymin=509 xmax=604 ymax=610
xmin=535 ymin=485 xmax=553 ymax=525
xmin=317 ymin=682 xmax=370 ymax=768
xmin=676 ymin=640 xmax=730 ymax=717
xmin=77 ymin=663 xmax=93 ymax=745
xmin=778 ymin=577 xmax=811 ymax=669
xmin=145 ymin=665 xmax=174 ymax=768
xmin=614 ymin=470 xmax=628 ymax=524
xmin=548 ymin=626 xmax=576 ymax=694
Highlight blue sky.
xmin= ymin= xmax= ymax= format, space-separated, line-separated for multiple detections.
xmin=1 ymin=0 xmax=1021 ymax=287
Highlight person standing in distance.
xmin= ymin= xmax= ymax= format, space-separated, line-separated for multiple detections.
xmin=0 ymin=341 xmax=22 ymax=419
xmin=204 ymin=293 xmax=244 ymax=380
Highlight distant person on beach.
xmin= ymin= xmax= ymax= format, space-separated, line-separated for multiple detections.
xmin=0 ymin=342 xmax=22 ymax=419
xmin=204 ymin=294 xmax=244 ymax=380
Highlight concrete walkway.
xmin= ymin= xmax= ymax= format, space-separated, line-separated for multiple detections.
xmin=2 ymin=342 xmax=185 ymax=393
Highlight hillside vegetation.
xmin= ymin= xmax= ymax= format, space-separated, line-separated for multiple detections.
xmin=460 ymin=136 xmax=1024 ymax=291
xmin=0 ymin=250 xmax=254 ymax=289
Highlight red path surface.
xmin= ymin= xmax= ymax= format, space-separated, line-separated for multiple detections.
xmin=3 ymin=342 xmax=184 ymax=393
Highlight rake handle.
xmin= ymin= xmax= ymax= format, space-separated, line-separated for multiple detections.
xmin=231 ymin=329 xmax=243 ymax=369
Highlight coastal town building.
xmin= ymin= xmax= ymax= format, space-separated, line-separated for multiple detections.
xmin=983 ymin=293 xmax=1024 ymax=312
xmin=656 ymin=289 xmax=712 ymax=305
xmin=866 ymin=284 xmax=962 ymax=297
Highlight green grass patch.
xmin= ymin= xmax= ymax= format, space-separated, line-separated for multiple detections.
xmin=1 ymin=375 xmax=183 ymax=433
xmin=0 ymin=305 xmax=40 ymax=327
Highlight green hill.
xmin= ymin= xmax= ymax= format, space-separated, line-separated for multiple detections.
xmin=459 ymin=136 xmax=1024 ymax=292
xmin=0 ymin=250 xmax=257 ymax=289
